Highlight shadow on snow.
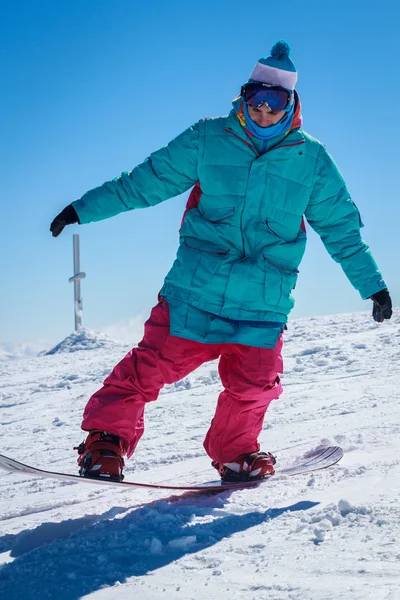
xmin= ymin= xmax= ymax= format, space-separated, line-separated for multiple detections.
xmin=0 ymin=491 xmax=319 ymax=599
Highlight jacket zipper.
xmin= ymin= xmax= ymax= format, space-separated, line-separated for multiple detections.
xmin=223 ymin=128 xmax=305 ymax=259
xmin=224 ymin=127 xmax=256 ymax=257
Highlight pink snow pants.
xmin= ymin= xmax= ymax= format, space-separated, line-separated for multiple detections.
xmin=82 ymin=300 xmax=283 ymax=462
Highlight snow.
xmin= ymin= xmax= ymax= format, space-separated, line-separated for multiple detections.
xmin=0 ymin=309 xmax=399 ymax=599
xmin=44 ymin=327 xmax=119 ymax=355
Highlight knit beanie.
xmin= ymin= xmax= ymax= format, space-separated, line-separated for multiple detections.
xmin=248 ymin=41 xmax=297 ymax=91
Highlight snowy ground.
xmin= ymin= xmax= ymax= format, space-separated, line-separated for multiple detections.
xmin=0 ymin=309 xmax=399 ymax=600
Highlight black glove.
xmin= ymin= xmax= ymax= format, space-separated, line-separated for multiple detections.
xmin=370 ymin=289 xmax=392 ymax=322
xmin=50 ymin=204 xmax=79 ymax=237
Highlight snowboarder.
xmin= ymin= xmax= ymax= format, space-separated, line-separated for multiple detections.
xmin=50 ymin=41 xmax=392 ymax=483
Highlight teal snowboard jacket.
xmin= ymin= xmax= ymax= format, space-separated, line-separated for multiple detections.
xmin=73 ymin=104 xmax=386 ymax=347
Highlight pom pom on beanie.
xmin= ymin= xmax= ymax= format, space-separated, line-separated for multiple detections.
xmin=271 ymin=41 xmax=291 ymax=59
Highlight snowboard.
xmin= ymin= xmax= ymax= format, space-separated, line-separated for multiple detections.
xmin=0 ymin=446 xmax=343 ymax=492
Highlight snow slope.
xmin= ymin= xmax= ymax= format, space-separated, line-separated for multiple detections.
xmin=0 ymin=310 xmax=399 ymax=600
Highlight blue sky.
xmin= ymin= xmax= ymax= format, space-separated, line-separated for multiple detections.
xmin=1 ymin=0 xmax=399 ymax=346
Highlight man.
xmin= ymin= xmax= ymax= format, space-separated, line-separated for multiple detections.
xmin=51 ymin=41 xmax=392 ymax=483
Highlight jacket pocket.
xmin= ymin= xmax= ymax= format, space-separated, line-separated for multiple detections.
xmin=263 ymin=206 xmax=305 ymax=243
xmin=351 ymin=201 xmax=364 ymax=228
xmin=260 ymin=254 xmax=299 ymax=308
xmin=200 ymin=206 xmax=236 ymax=223
xmin=265 ymin=217 xmax=305 ymax=243
xmin=180 ymin=237 xmax=231 ymax=288
xmin=262 ymin=255 xmax=299 ymax=275
xmin=184 ymin=237 xmax=230 ymax=255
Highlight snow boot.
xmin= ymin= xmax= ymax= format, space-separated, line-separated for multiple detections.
xmin=75 ymin=431 xmax=126 ymax=482
xmin=212 ymin=451 xmax=276 ymax=483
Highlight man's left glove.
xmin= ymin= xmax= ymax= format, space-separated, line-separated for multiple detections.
xmin=50 ymin=204 xmax=80 ymax=237
xmin=370 ymin=289 xmax=392 ymax=323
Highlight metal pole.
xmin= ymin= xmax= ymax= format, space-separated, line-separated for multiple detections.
xmin=68 ymin=234 xmax=86 ymax=331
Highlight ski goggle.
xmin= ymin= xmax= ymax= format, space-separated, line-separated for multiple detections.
xmin=241 ymin=82 xmax=291 ymax=112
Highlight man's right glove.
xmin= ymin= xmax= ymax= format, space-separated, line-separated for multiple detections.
xmin=370 ymin=289 xmax=392 ymax=323
xmin=50 ymin=204 xmax=80 ymax=237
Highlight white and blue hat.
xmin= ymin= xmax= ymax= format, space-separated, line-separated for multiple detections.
xmin=248 ymin=41 xmax=297 ymax=91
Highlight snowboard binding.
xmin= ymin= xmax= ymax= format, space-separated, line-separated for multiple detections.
xmin=212 ymin=451 xmax=276 ymax=483
xmin=75 ymin=431 xmax=126 ymax=482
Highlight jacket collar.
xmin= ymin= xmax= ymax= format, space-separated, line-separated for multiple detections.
xmin=225 ymin=107 xmax=305 ymax=150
